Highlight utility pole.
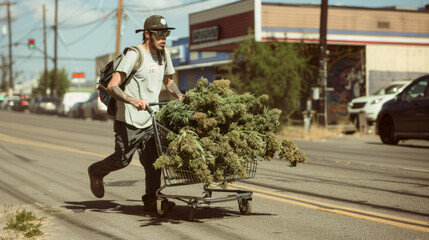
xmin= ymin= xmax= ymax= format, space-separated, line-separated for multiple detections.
xmin=317 ymin=0 xmax=328 ymax=126
xmin=43 ymin=4 xmax=48 ymax=95
xmin=115 ymin=0 xmax=123 ymax=56
xmin=1 ymin=2 xmax=16 ymax=93
xmin=52 ymin=0 xmax=58 ymax=97
xmin=7 ymin=1 xmax=13 ymax=92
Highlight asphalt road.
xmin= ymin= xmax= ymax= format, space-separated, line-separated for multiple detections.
xmin=0 ymin=111 xmax=428 ymax=239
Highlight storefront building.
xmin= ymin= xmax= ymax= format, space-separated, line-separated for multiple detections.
xmin=172 ymin=0 xmax=429 ymax=125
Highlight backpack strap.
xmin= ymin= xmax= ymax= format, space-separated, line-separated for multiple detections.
xmin=124 ymin=45 xmax=144 ymax=72
xmin=120 ymin=45 xmax=144 ymax=88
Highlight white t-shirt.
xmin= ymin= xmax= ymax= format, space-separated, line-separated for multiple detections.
xmin=115 ymin=45 xmax=175 ymax=128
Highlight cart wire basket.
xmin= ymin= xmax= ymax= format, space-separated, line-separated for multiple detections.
xmin=148 ymin=104 xmax=257 ymax=221
xmin=163 ymin=158 xmax=258 ymax=185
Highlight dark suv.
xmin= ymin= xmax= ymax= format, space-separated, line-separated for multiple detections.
xmin=376 ymin=74 xmax=429 ymax=145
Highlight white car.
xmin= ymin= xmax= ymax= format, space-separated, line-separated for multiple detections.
xmin=57 ymin=92 xmax=91 ymax=116
xmin=82 ymin=91 xmax=110 ymax=120
xmin=348 ymin=80 xmax=411 ymax=125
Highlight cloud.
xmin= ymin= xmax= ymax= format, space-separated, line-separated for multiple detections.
xmin=18 ymin=0 xmax=107 ymax=27
xmin=124 ymin=0 xmax=185 ymax=10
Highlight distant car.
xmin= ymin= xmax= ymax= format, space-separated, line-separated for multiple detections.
xmin=348 ymin=80 xmax=411 ymax=125
xmin=28 ymin=97 xmax=40 ymax=113
xmin=0 ymin=95 xmax=20 ymax=110
xmin=12 ymin=95 xmax=31 ymax=112
xmin=82 ymin=91 xmax=109 ymax=120
xmin=69 ymin=101 xmax=85 ymax=119
xmin=376 ymin=75 xmax=429 ymax=145
xmin=30 ymin=96 xmax=59 ymax=114
xmin=57 ymin=92 xmax=91 ymax=116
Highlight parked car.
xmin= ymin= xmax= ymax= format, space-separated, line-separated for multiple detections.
xmin=69 ymin=101 xmax=85 ymax=119
xmin=57 ymin=92 xmax=91 ymax=116
xmin=0 ymin=95 xmax=20 ymax=110
xmin=348 ymin=80 xmax=411 ymax=125
xmin=376 ymin=75 xmax=429 ymax=145
xmin=29 ymin=96 xmax=59 ymax=114
xmin=82 ymin=91 xmax=109 ymax=120
xmin=12 ymin=95 xmax=31 ymax=112
xmin=28 ymin=97 xmax=40 ymax=113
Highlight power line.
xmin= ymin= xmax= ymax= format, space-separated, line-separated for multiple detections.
xmin=57 ymin=0 xmax=92 ymax=26
xmin=124 ymin=0 xmax=212 ymax=13
xmin=14 ymin=55 xmax=94 ymax=61
xmin=59 ymin=9 xmax=116 ymax=29
xmin=122 ymin=7 xmax=144 ymax=28
xmin=64 ymin=11 xmax=114 ymax=45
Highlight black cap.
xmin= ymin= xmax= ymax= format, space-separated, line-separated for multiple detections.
xmin=135 ymin=15 xmax=175 ymax=34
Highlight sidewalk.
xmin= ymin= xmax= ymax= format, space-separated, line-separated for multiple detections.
xmin=279 ymin=125 xmax=429 ymax=147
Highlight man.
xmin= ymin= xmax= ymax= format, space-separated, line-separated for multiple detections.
xmin=88 ymin=15 xmax=182 ymax=211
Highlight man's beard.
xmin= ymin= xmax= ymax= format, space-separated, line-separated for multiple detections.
xmin=151 ymin=36 xmax=164 ymax=51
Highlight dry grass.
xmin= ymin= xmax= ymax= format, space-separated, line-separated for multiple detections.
xmin=278 ymin=125 xmax=341 ymax=141
xmin=277 ymin=124 xmax=374 ymax=141
xmin=0 ymin=205 xmax=45 ymax=240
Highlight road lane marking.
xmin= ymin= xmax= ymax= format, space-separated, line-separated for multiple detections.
xmin=231 ymin=183 xmax=429 ymax=232
xmin=0 ymin=133 xmax=141 ymax=165
xmin=1 ymin=132 xmax=428 ymax=232
xmin=400 ymin=168 xmax=429 ymax=174
xmin=0 ymin=133 xmax=106 ymax=158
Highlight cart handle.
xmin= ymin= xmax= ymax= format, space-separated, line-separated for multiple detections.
xmin=146 ymin=102 xmax=168 ymax=114
xmin=146 ymin=102 xmax=168 ymax=157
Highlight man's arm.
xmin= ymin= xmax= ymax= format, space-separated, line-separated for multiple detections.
xmin=163 ymin=75 xmax=183 ymax=100
xmin=107 ymin=71 xmax=148 ymax=111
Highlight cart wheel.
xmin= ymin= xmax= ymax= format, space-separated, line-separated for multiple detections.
xmin=188 ymin=205 xmax=196 ymax=221
xmin=238 ymin=199 xmax=252 ymax=215
xmin=157 ymin=199 xmax=168 ymax=217
xmin=202 ymin=192 xmax=211 ymax=208
xmin=202 ymin=190 xmax=212 ymax=198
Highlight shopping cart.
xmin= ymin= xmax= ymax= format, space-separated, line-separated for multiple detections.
xmin=147 ymin=103 xmax=257 ymax=221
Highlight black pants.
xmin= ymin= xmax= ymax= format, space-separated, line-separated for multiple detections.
xmin=90 ymin=120 xmax=160 ymax=202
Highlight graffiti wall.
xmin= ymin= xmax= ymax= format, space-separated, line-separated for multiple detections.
xmin=327 ymin=50 xmax=365 ymax=125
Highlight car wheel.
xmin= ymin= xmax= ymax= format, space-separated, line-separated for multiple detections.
xmin=91 ymin=109 xmax=96 ymax=120
xmin=379 ymin=116 xmax=398 ymax=145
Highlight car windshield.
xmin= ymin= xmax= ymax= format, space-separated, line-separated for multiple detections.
xmin=41 ymin=97 xmax=58 ymax=102
xmin=374 ymin=84 xmax=405 ymax=95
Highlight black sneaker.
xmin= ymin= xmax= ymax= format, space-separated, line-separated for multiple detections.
xmin=88 ymin=166 xmax=104 ymax=198
xmin=143 ymin=200 xmax=176 ymax=212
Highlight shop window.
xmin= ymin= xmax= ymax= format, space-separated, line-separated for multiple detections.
xmin=190 ymin=52 xmax=199 ymax=61
xmin=377 ymin=21 xmax=390 ymax=29
xmin=201 ymin=52 xmax=216 ymax=59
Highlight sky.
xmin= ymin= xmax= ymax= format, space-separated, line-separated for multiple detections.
xmin=1 ymin=0 xmax=428 ymax=88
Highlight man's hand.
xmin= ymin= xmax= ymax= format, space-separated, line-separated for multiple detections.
xmin=131 ymin=99 xmax=149 ymax=111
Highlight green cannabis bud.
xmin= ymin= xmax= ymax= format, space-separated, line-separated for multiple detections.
xmin=155 ymin=77 xmax=306 ymax=187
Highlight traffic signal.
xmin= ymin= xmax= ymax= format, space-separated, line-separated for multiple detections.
xmin=28 ymin=39 xmax=35 ymax=50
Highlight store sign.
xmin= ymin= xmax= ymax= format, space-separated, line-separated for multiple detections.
xmin=72 ymin=72 xmax=86 ymax=84
xmin=192 ymin=25 xmax=219 ymax=43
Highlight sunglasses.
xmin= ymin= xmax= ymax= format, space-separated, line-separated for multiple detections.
xmin=149 ymin=30 xmax=170 ymax=38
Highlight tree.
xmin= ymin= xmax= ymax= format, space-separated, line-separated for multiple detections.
xmin=219 ymin=36 xmax=314 ymax=123
xmin=33 ymin=68 xmax=70 ymax=97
